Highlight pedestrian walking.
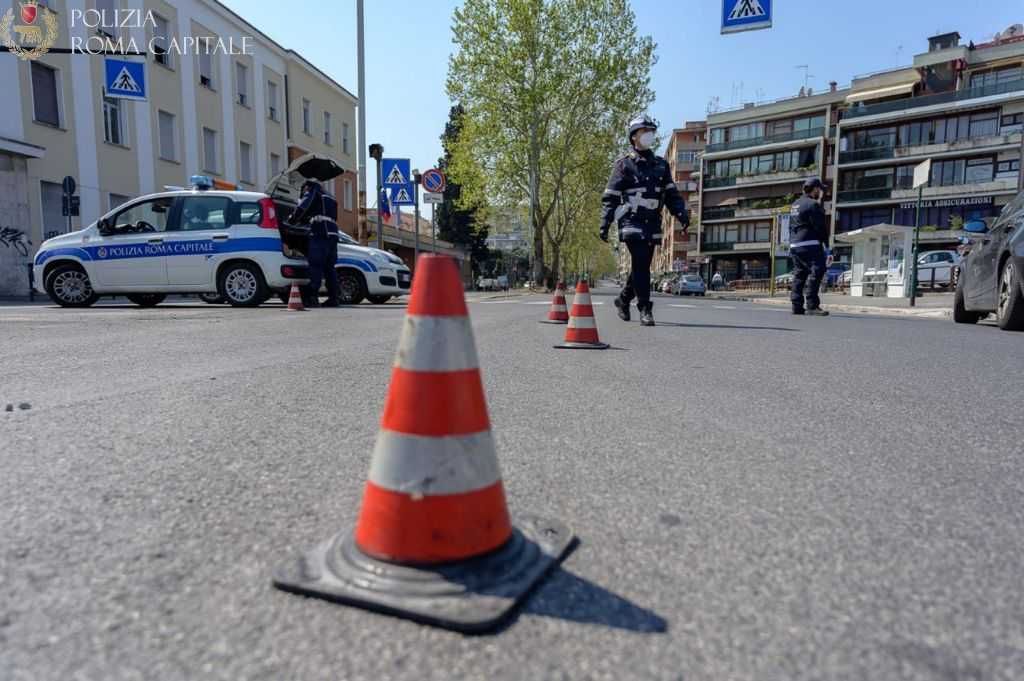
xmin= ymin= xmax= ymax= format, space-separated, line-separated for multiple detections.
xmin=788 ymin=178 xmax=831 ymax=316
xmin=600 ymin=115 xmax=689 ymax=327
xmin=292 ymin=180 xmax=341 ymax=308
xmin=711 ymin=271 xmax=724 ymax=291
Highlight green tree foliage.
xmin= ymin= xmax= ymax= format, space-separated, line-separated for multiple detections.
xmin=447 ymin=0 xmax=656 ymax=286
xmin=436 ymin=105 xmax=491 ymax=275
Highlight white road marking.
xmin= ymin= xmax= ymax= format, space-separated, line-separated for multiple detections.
xmin=670 ymin=304 xmax=697 ymax=308
xmin=713 ymin=305 xmax=736 ymax=310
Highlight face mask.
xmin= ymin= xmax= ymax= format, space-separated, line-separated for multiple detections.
xmin=636 ymin=131 xmax=656 ymax=150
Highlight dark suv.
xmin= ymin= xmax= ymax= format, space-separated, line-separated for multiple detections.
xmin=954 ymin=192 xmax=1024 ymax=330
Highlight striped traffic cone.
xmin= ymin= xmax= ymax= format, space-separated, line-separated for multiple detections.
xmin=286 ymin=282 xmax=305 ymax=311
xmin=554 ymin=281 xmax=609 ymax=349
xmin=539 ymin=282 xmax=569 ymax=324
xmin=273 ymin=254 xmax=573 ymax=633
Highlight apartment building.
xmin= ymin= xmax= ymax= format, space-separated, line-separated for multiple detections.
xmin=832 ymin=31 xmax=1023 ymax=254
xmin=1 ymin=0 xmax=357 ymax=295
xmin=697 ymin=86 xmax=846 ymax=283
xmin=655 ymin=120 xmax=705 ymax=274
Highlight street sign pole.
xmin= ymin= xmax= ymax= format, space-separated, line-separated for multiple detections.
xmin=909 ymin=158 xmax=931 ymax=308
xmin=369 ymin=144 xmax=384 ymax=250
xmin=412 ymin=170 xmax=421 ymax=262
xmin=769 ymin=208 xmax=778 ymax=297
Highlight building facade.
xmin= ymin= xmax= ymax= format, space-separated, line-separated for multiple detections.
xmin=1 ymin=0 xmax=357 ymax=296
xmin=832 ymin=31 xmax=1024 ymax=256
xmin=655 ymin=120 xmax=705 ymax=274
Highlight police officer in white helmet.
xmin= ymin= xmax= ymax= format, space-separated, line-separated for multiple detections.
xmin=600 ymin=115 xmax=689 ymax=326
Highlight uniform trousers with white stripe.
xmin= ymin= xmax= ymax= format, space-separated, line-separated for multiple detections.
xmin=620 ymin=239 xmax=656 ymax=307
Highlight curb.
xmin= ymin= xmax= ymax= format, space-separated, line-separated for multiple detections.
xmin=748 ymin=297 xmax=951 ymax=318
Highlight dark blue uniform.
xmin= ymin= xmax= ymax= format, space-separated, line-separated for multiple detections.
xmin=292 ymin=184 xmax=340 ymax=307
xmin=600 ymin=149 xmax=688 ymax=307
xmin=788 ymin=195 xmax=829 ymax=312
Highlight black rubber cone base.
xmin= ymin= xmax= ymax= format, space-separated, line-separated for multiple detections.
xmin=553 ymin=341 xmax=610 ymax=350
xmin=539 ymin=319 xmax=568 ymax=325
xmin=272 ymin=515 xmax=574 ymax=634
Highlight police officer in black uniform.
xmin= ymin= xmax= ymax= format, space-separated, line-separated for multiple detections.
xmin=600 ymin=115 xmax=688 ymax=327
xmin=789 ymin=177 xmax=831 ymax=316
xmin=292 ymin=180 xmax=341 ymax=308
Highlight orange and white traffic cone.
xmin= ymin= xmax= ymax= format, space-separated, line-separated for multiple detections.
xmin=554 ymin=280 xmax=609 ymax=349
xmin=539 ymin=281 xmax=569 ymax=324
xmin=286 ymin=282 xmax=305 ymax=311
xmin=273 ymin=254 xmax=573 ymax=633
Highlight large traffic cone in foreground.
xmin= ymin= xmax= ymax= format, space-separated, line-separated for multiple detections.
xmin=273 ymin=254 xmax=574 ymax=633
xmin=554 ymin=281 xmax=609 ymax=349
xmin=286 ymin=282 xmax=305 ymax=311
xmin=539 ymin=282 xmax=569 ymax=324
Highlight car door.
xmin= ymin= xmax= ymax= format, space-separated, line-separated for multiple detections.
xmin=967 ymin=223 xmax=1010 ymax=308
xmin=89 ymin=196 xmax=174 ymax=289
xmin=162 ymin=194 xmax=233 ymax=288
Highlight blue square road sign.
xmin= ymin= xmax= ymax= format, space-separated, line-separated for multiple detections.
xmin=104 ymin=58 xmax=147 ymax=101
xmin=722 ymin=0 xmax=772 ymax=35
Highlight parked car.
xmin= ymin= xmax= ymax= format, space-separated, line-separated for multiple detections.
xmin=775 ymin=272 xmax=794 ymax=288
xmin=673 ymin=274 xmax=706 ymax=296
xmin=839 ymin=269 xmax=852 ymax=288
xmin=953 ymin=192 xmax=1024 ymax=330
xmin=477 ymin=277 xmax=497 ymax=291
xmin=915 ymin=250 xmax=960 ymax=288
xmin=825 ymin=262 xmax=851 ymax=287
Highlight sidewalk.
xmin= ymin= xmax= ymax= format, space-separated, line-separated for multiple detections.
xmin=704 ymin=291 xmax=953 ymax=318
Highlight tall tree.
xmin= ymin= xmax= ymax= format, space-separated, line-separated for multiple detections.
xmin=436 ymin=105 xmax=491 ymax=275
xmin=447 ymin=0 xmax=656 ymax=286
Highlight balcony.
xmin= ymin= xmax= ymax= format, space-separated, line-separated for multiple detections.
xmin=836 ymin=187 xmax=896 ymax=203
xmin=844 ymin=78 xmax=1024 ymax=119
xmin=704 ymin=167 xmax=816 ymax=191
xmin=700 ymin=240 xmax=772 ymax=253
xmin=706 ymin=127 xmax=826 ymax=154
xmin=701 ymin=241 xmax=734 ymax=252
xmin=702 ymin=206 xmax=736 ymax=221
xmin=839 ymin=131 xmax=1024 ymax=164
xmin=704 ymin=176 xmax=736 ymax=189
xmin=891 ymin=177 xmax=1019 ymax=201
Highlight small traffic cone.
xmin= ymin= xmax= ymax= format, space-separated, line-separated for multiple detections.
xmin=539 ymin=282 xmax=569 ymax=324
xmin=554 ymin=281 xmax=609 ymax=349
xmin=273 ymin=254 xmax=573 ymax=633
xmin=286 ymin=282 xmax=305 ymax=311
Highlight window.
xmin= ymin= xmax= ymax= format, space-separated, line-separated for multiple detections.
xmin=343 ymin=178 xmax=353 ymax=210
xmin=95 ymin=0 xmax=115 ymax=37
xmin=202 ymin=127 xmax=218 ymax=173
xmin=342 ymin=122 xmax=350 ymax=154
xmin=110 ymin=197 xmax=173 ymax=233
xmin=709 ymin=128 xmax=725 ymax=145
xmin=109 ymin=193 xmax=131 ymax=211
xmin=895 ymin=165 xmax=915 ymax=189
xmin=158 ymin=110 xmax=176 ymax=161
xmin=199 ymin=50 xmax=214 ymax=89
xmin=1002 ymin=112 xmax=1023 ymax=129
xmin=968 ymin=111 xmax=999 ymax=137
xmin=179 ymin=196 xmax=230 ymax=231
xmin=323 ymin=111 xmax=332 ymax=145
xmin=728 ymin=122 xmax=764 ymax=142
xmin=235 ymin=62 xmax=249 ymax=107
xmin=898 ymin=120 xmax=933 ymax=147
xmin=930 ymin=158 xmax=965 ymax=187
xmin=237 ymin=201 xmax=264 ymax=225
xmin=970 ymin=66 xmax=1023 ymax=89
xmin=767 ymin=118 xmax=792 ymax=136
xmin=31 ymin=62 xmax=60 ymax=127
xmin=102 ymin=96 xmax=124 ymax=145
xmin=267 ymin=81 xmax=278 ymax=120
xmin=152 ymin=14 xmax=172 ymax=68
xmin=676 ymin=150 xmax=696 ymax=164
xmin=996 ymin=159 xmax=1020 ymax=178
xmin=40 ymin=180 xmax=64 ymax=236
xmin=725 ymin=226 xmax=738 ymax=242
xmin=755 ymin=224 xmax=771 ymax=242
xmin=302 ymin=99 xmax=311 ymax=135
xmin=238 ymin=141 xmax=253 ymax=184
xmin=270 ymin=152 xmax=281 ymax=176
xmin=964 ymin=157 xmax=994 ymax=184
xmin=793 ymin=114 xmax=826 ymax=132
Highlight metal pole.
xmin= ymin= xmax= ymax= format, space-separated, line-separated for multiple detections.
xmin=413 ymin=171 xmax=421 ymax=262
xmin=356 ymin=0 xmax=368 ymax=245
xmin=769 ymin=208 xmax=778 ymax=297
xmin=910 ymin=185 xmax=922 ymax=307
xmin=431 ymin=207 xmax=437 ymax=253
xmin=375 ymin=157 xmax=383 ymax=250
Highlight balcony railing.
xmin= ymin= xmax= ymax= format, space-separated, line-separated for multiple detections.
xmin=704 ymin=176 xmax=737 ymax=189
xmin=844 ymin=78 xmax=1024 ymax=119
xmin=702 ymin=206 xmax=736 ymax=220
xmin=706 ymin=127 xmax=825 ymax=154
xmin=839 ymin=129 xmax=1023 ymax=164
xmin=839 ymin=146 xmax=895 ymax=163
xmin=700 ymin=242 xmax=734 ymax=251
xmin=836 ymin=187 xmax=895 ymax=203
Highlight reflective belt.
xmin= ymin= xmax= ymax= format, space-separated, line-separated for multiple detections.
xmin=310 ymin=215 xmax=333 ymax=223
xmin=791 ymin=239 xmax=821 ymax=248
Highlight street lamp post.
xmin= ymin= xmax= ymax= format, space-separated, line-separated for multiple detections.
xmin=412 ymin=169 xmax=421 ymax=262
xmin=369 ymin=143 xmax=384 ymax=250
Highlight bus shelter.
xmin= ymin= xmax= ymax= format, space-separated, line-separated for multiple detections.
xmin=835 ymin=224 xmax=912 ymax=298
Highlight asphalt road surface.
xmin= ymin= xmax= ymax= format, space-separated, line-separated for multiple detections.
xmin=2 ymin=289 xmax=1023 ymax=681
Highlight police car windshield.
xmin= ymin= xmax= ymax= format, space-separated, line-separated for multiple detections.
xmin=338 ymin=232 xmax=357 ymax=245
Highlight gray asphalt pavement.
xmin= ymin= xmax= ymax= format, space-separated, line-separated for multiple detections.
xmin=2 ymin=289 xmax=1023 ymax=680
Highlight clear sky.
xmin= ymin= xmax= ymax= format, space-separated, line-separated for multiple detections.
xmin=221 ymin=0 xmax=1024 ymax=217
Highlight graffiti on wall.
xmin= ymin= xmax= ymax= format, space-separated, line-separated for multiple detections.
xmin=0 ymin=226 xmax=32 ymax=257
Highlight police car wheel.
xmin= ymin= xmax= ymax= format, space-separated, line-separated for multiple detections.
xmin=199 ymin=292 xmax=226 ymax=305
xmin=126 ymin=294 xmax=166 ymax=308
xmin=337 ymin=269 xmax=366 ymax=305
xmin=367 ymin=295 xmax=391 ymax=305
xmin=45 ymin=264 xmax=99 ymax=308
xmin=218 ymin=263 xmax=268 ymax=307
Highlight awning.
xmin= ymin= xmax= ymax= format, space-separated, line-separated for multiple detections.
xmin=0 ymin=135 xmax=45 ymax=159
xmin=846 ymin=82 xmax=916 ymax=104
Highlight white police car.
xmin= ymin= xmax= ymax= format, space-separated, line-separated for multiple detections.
xmin=33 ymin=154 xmax=410 ymax=307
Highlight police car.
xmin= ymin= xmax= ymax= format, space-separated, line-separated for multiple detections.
xmin=33 ymin=154 xmax=411 ymax=308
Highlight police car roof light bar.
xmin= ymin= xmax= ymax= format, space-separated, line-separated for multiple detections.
xmin=190 ymin=175 xmax=214 ymax=190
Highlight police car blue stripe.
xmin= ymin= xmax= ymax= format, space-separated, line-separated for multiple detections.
xmin=35 ymin=247 xmax=94 ymax=266
xmin=336 ymin=256 xmax=377 ymax=273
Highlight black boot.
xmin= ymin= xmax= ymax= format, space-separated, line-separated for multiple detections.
xmin=614 ymin=296 xmax=631 ymax=322
xmin=806 ymin=307 xmax=830 ymax=316
xmin=640 ymin=302 xmax=655 ymax=327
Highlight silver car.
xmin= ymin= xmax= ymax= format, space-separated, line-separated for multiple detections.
xmin=674 ymin=274 xmax=706 ymax=296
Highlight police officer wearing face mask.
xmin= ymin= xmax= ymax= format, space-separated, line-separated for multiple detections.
xmin=788 ymin=178 xmax=831 ymax=316
xmin=600 ymin=115 xmax=688 ymax=327
xmin=292 ymin=179 xmax=341 ymax=308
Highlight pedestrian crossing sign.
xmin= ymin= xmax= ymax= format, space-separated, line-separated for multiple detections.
xmin=382 ymin=158 xmax=410 ymax=187
xmin=104 ymin=58 xmax=147 ymax=101
xmin=390 ymin=183 xmax=416 ymax=206
xmin=721 ymin=0 xmax=772 ymax=34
